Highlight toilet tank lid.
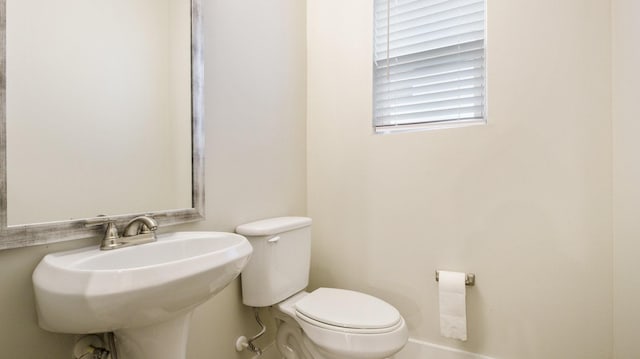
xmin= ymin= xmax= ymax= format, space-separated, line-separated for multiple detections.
xmin=236 ymin=217 xmax=312 ymax=236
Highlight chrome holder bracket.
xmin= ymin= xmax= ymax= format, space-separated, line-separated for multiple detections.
xmin=435 ymin=270 xmax=476 ymax=286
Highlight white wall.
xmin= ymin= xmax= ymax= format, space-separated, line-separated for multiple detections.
xmin=0 ymin=0 xmax=307 ymax=357
xmin=307 ymin=1 xmax=612 ymax=358
xmin=612 ymin=1 xmax=640 ymax=358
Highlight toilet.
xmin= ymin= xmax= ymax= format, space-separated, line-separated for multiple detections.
xmin=236 ymin=217 xmax=408 ymax=359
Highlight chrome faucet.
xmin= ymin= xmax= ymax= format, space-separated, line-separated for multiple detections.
xmin=96 ymin=216 xmax=159 ymax=250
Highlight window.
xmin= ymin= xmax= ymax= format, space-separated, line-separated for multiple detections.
xmin=373 ymin=0 xmax=486 ymax=134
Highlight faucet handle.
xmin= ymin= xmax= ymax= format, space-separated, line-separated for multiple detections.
xmin=84 ymin=215 xmax=115 ymax=228
xmin=138 ymin=223 xmax=153 ymax=235
xmin=83 ymin=216 xmax=123 ymax=250
xmin=144 ymin=212 xmax=169 ymax=220
xmin=102 ymin=222 xmax=120 ymax=240
xmin=100 ymin=222 xmax=122 ymax=250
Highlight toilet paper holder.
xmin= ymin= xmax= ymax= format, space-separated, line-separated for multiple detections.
xmin=435 ymin=270 xmax=476 ymax=286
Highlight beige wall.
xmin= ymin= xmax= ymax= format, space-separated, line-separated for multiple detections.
xmin=612 ymin=1 xmax=640 ymax=358
xmin=2 ymin=0 xmax=628 ymax=357
xmin=182 ymin=0 xmax=306 ymax=356
xmin=168 ymin=0 xmax=195 ymax=208
xmin=307 ymin=1 xmax=612 ymax=358
xmin=0 ymin=0 xmax=306 ymax=357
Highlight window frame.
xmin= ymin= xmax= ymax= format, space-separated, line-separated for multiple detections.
xmin=372 ymin=0 xmax=488 ymax=135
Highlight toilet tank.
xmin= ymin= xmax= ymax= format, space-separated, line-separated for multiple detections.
xmin=236 ymin=217 xmax=312 ymax=307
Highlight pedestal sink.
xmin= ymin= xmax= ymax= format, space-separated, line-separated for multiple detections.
xmin=32 ymin=232 xmax=252 ymax=359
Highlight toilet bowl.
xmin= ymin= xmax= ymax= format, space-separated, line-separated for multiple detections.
xmin=236 ymin=217 xmax=408 ymax=359
xmin=274 ymin=290 xmax=408 ymax=359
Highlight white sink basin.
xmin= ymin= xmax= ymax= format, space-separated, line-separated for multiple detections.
xmin=33 ymin=231 xmax=252 ymax=359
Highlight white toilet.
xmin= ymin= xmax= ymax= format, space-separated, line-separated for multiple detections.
xmin=236 ymin=217 xmax=408 ymax=359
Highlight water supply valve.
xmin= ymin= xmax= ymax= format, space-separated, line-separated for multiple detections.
xmin=73 ymin=335 xmax=111 ymax=359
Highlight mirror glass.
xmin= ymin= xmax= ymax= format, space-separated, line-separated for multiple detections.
xmin=5 ymin=0 xmax=193 ymax=225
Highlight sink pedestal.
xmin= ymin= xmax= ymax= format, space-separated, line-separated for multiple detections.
xmin=115 ymin=312 xmax=193 ymax=359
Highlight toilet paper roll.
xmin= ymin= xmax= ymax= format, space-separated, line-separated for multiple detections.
xmin=438 ymin=271 xmax=467 ymax=341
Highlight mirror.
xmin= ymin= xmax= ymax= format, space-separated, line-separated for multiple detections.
xmin=0 ymin=0 xmax=204 ymax=250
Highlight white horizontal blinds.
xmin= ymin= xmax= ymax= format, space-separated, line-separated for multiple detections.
xmin=374 ymin=0 xmax=486 ymax=129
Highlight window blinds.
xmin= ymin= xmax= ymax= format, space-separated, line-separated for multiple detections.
xmin=373 ymin=0 xmax=486 ymax=132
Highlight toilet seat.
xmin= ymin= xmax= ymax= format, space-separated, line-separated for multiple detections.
xmin=296 ymin=311 xmax=404 ymax=334
xmin=294 ymin=288 xmax=402 ymax=333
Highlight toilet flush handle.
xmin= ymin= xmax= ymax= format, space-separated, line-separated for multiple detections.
xmin=267 ymin=236 xmax=280 ymax=244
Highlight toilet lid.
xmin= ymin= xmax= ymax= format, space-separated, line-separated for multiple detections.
xmin=294 ymin=288 xmax=401 ymax=330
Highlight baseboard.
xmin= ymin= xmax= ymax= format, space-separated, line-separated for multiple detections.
xmin=395 ymin=338 xmax=496 ymax=359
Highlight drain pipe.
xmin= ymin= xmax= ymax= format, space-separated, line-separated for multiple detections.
xmin=235 ymin=308 xmax=266 ymax=355
xmin=104 ymin=332 xmax=119 ymax=359
xmin=73 ymin=335 xmax=111 ymax=359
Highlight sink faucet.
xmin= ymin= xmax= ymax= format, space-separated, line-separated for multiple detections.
xmin=123 ymin=216 xmax=159 ymax=237
xmin=98 ymin=216 xmax=158 ymax=250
